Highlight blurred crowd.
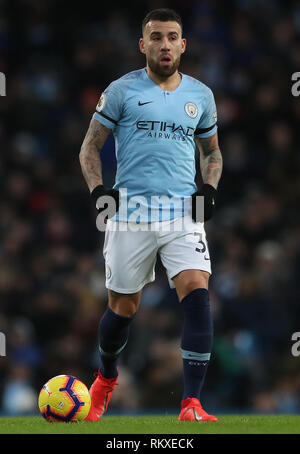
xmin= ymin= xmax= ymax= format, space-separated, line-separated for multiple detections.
xmin=0 ymin=0 xmax=300 ymax=416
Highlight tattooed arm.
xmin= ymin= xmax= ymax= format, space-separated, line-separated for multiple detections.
xmin=194 ymin=133 xmax=223 ymax=189
xmin=79 ymin=119 xmax=111 ymax=192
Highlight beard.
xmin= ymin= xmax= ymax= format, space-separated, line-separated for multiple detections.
xmin=147 ymin=54 xmax=181 ymax=78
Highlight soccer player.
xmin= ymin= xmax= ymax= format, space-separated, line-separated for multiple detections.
xmin=79 ymin=8 xmax=223 ymax=422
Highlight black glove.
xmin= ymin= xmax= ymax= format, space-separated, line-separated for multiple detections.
xmin=191 ymin=184 xmax=217 ymax=222
xmin=90 ymin=185 xmax=120 ymax=220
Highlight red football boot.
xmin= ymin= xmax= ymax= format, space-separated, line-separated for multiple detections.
xmin=85 ymin=370 xmax=119 ymax=421
xmin=178 ymin=397 xmax=218 ymax=422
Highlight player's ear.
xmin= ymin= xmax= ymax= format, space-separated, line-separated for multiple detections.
xmin=139 ymin=38 xmax=146 ymax=54
xmin=181 ymin=38 xmax=186 ymax=54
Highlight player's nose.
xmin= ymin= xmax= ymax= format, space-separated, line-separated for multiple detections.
xmin=160 ymin=36 xmax=171 ymax=50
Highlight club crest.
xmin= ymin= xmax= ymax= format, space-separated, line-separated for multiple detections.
xmin=184 ymin=102 xmax=198 ymax=118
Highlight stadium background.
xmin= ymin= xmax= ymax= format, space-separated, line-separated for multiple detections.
xmin=0 ymin=0 xmax=300 ymax=416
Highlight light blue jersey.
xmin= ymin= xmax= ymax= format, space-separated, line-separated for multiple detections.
xmin=93 ymin=68 xmax=217 ymax=222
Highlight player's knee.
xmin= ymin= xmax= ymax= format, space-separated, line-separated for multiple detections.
xmin=109 ymin=298 xmax=139 ymax=318
xmin=174 ymin=270 xmax=209 ymax=301
xmin=178 ymin=279 xmax=210 ymax=302
xmin=182 ymin=281 xmax=203 ymax=299
xmin=108 ymin=289 xmax=140 ymax=317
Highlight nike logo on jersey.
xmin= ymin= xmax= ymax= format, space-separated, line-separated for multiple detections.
xmin=138 ymin=101 xmax=154 ymax=106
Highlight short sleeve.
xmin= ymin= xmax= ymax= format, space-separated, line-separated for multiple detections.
xmin=93 ymin=82 xmax=123 ymax=131
xmin=195 ymin=88 xmax=217 ymax=138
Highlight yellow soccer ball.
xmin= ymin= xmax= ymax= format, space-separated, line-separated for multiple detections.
xmin=38 ymin=375 xmax=91 ymax=422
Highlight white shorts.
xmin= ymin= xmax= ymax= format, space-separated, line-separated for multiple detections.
xmin=103 ymin=215 xmax=212 ymax=294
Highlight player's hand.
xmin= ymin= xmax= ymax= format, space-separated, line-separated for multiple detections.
xmin=90 ymin=185 xmax=120 ymax=223
xmin=191 ymin=184 xmax=217 ymax=222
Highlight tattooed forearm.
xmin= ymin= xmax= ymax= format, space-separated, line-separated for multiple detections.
xmin=195 ymin=134 xmax=223 ymax=189
xmin=200 ymin=148 xmax=223 ymax=188
xmin=79 ymin=119 xmax=111 ymax=192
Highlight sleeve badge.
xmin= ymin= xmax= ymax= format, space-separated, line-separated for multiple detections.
xmin=96 ymin=93 xmax=107 ymax=112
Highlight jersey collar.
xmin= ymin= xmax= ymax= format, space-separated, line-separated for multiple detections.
xmin=143 ymin=67 xmax=184 ymax=93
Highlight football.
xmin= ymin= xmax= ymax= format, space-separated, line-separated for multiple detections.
xmin=38 ymin=375 xmax=91 ymax=422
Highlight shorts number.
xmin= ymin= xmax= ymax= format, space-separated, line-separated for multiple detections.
xmin=193 ymin=232 xmax=206 ymax=253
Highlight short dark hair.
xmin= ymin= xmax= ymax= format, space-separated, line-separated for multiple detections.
xmin=142 ymin=8 xmax=183 ymax=34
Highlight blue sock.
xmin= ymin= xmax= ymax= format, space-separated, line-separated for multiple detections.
xmin=98 ymin=307 xmax=135 ymax=378
xmin=180 ymin=288 xmax=213 ymax=401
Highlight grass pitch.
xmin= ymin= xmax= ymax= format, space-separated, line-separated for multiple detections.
xmin=0 ymin=414 xmax=300 ymax=434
